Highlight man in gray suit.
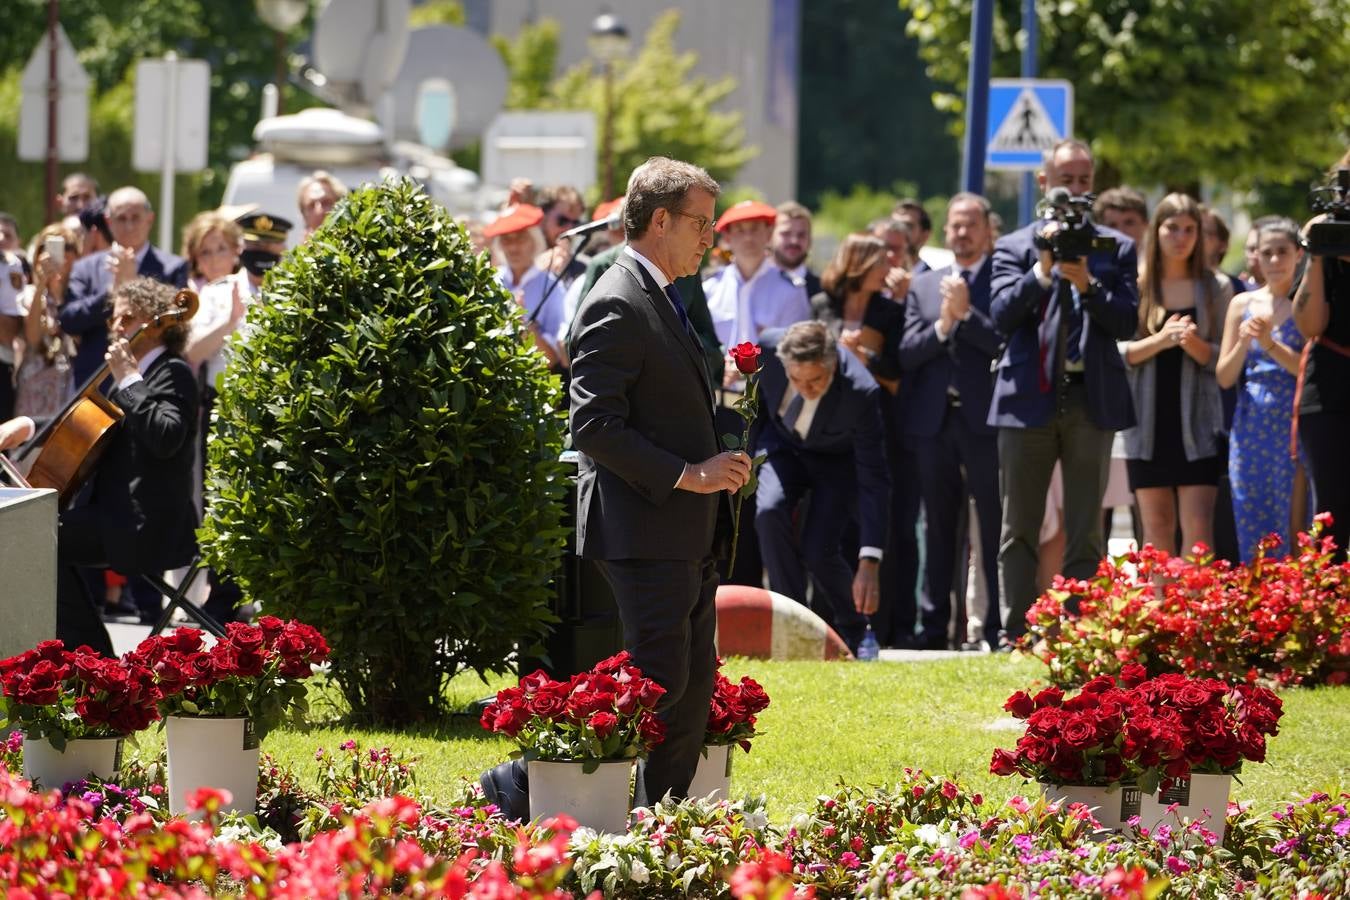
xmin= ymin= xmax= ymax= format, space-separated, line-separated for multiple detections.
xmin=568 ymin=157 xmax=750 ymax=803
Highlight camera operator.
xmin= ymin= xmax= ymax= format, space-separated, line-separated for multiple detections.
xmin=1293 ymin=146 xmax=1350 ymax=557
xmin=988 ymin=139 xmax=1139 ymax=643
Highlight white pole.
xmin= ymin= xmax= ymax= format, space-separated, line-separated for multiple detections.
xmin=158 ymin=51 xmax=178 ymax=251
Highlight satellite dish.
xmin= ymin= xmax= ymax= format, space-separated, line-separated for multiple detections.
xmin=382 ymin=25 xmax=506 ymax=149
xmin=415 ymin=78 xmax=456 ymax=151
xmin=312 ymin=0 xmax=412 ymax=114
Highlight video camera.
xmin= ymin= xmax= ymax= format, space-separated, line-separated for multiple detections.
xmin=1034 ymin=188 xmax=1118 ymax=261
xmin=1306 ymin=168 xmax=1350 ymax=257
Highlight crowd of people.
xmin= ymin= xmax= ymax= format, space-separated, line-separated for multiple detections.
xmin=2 ymin=140 xmax=1349 ymax=660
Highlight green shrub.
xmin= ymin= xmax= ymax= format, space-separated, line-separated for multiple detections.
xmin=199 ymin=177 xmax=568 ymax=725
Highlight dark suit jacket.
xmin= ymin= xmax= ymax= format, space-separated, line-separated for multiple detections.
xmin=61 ymin=245 xmax=190 ymax=386
xmin=88 ymin=352 xmax=199 ymax=573
xmin=568 ymin=253 xmax=726 ymax=561
xmin=576 ymin=243 xmax=724 ymax=383
xmin=987 ymin=221 xmax=1138 ymax=431
xmin=898 ymin=260 xmax=1003 ymax=438
xmin=752 ymin=330 xmax=890 ymax=549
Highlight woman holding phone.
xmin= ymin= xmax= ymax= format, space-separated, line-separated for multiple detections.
xmin=14 ymin=223 xmax=80 ymax=418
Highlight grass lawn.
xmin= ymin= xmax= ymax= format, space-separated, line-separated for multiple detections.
xmin=251 ymin=655 xmax=1350 ymax=821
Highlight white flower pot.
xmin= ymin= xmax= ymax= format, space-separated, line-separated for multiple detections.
xmin=528 ymin=758 xmax=634 ymax=834
xmin=1138 ymin=773 xmax=1233 ymax=844
xmin=165 ymin=716 xmax=260 ymax=817
xmin=22 ymin=735 xmax=122 ymax=789
xmin=1042 ymin=782 xmax=1141 ymax=833
xmin=687 ymin=744 xmax=733 ymax=800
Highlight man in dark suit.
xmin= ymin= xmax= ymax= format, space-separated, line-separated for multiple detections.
xmin=988 ymin=139 xmax=1138 ymax=642
xmin=61 ymin=187 xmax=189 ymax=386
xmin=2 ymin=278 xmax=198 ymax=654
xmin=900 ymin=193 xmax=1005 ymax=651
xmin=568 ymin=156 xmax=749 ymax=804
xmin=753 ymin=321 xmax=889 ymax=653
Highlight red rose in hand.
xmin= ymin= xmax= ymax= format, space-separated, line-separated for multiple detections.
xmin=589 ymin=711 xmax=618 ymax=740
xmin=730 ymin=342 xmax=762 ymax=375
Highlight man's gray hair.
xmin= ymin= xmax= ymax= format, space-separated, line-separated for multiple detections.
xmin=623 ymin=157 xmax=720 ymax=240
xmin=776 ymin=321 xmax=838 ymax=367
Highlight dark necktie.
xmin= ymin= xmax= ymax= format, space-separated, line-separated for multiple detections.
xmin=781 ymin=392 xmax=805 ymax=438
xmin=663 ymin=282 xmax=694 ymax=337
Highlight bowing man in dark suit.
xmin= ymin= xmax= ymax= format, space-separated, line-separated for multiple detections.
xmin=568 ymin=157 xmax=749 ymax=803
xmin=754 ymin=321 xmax=890 ymax=653
xmin=6 ymin=279 xmax=198 ymax=655
xmin=988 ymin=140 xmax=1138 ymax=641
xmin=900 ymin=193 xmax=1005 ymax=650
xmin=61 ymin=187 xmax=189 ymax=386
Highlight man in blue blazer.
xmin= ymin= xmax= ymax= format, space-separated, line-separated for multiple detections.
xmin=753 ymin=321 xmax=890 ymax=653
xmin=899 ymin=193 xmax=1005 ymax=651
xmin=61 ymin=187 xmax=189 ymax=386
xmin=988 ymin=140 xmax=1138 ymax=641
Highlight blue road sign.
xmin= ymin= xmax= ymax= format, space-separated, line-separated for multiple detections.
xmin=986 ymin=78 xmax=1073 ymax=170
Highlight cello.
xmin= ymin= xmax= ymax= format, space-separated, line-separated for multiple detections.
xmin=5 ymin=288 xmax=198 ymax=504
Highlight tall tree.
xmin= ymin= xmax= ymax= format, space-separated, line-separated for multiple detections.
xmin=493 ymin=10 xmax=755 ymax=192
xmin=897 ymin=0 xmax=1350 ymax=191
xmin=798 ymin=0 xmax=959 ymax=207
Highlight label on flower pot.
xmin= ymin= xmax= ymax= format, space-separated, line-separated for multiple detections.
xmin=1159 ymin=778 xmax=1191 ymax=806
xmin=242 ymin=718 xmax=259 ymax=751
xmin=1119 ymin=785 xmax=1141 ymax=820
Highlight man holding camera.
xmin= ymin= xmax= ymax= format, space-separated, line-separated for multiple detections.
xmin=988 ymin=139 xmax=1139 ymax=643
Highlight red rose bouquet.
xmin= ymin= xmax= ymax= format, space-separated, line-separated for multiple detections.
xmin=990 ymin=666 xmax=1283 ymax=793
xmin=705 ymin=662 xmax=771 ymax=751
xmin=480 ymin=651 xmax=667 ymax=772
xmin=127 ymin=617 xmax=330 ymax=740
xmin=0 ymin=641 xmax=160 ymax=749
xmin=724 ymin=342 xmax=768 ymax=571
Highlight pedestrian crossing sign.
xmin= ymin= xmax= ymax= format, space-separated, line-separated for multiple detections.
xmin=986 ymin=79 xmax=1073 ymax=170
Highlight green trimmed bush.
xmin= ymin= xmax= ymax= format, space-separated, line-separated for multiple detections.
xmin=199 ymin=178 xmax=568 ymax=725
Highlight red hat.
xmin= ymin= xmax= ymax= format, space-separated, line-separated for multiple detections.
xmin=715 ymin=200 xmax=777 ymax=233
xmin=591 ymin=197 xmax=624 ymax=225
xmin=484 ymin=204 xmax=545 ymax=238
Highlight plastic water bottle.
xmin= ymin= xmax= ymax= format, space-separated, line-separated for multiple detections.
xmin=856 ymin=622 xmax=880 ymax=661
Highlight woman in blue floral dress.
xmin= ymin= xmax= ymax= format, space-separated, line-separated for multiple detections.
xmin=1217 ymin=217 xmax=1307 ymax=561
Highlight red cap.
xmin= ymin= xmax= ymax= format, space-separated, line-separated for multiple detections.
xmin=484 ymin=204 xmax=545 ymax=238
xmin=715 ymin=200 xmax=777 ymax=233
xmin=591 ymin=197 xmax=624 ymax=224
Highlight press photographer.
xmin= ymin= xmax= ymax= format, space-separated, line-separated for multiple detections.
xmin=987 ymin=139 xmax=1139 ymax=643
xmin=1293 ymin=147 xmax=1350 ymax=558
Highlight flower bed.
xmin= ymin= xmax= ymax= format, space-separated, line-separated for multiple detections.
xmin=3 ymin=741 xmax=1349 ymax=897
xmin=1023 ymin=516 xmax=1350 ymax=688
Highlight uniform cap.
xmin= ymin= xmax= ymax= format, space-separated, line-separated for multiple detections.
xmin=715 ymin=200 xmax=778 ymax=233
xmin=484 ymin=204 xmax=545 ymax=238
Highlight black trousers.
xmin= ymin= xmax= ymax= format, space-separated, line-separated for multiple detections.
xmin=596 ymin=556 xmax=719 ymax=804
xmin=1300 ymin=410 xmax=1350 ymax=560
xmin=915 ymin=405 xmax=1002 ymax=648
xmin=56 ymin=506 xmax=116 ymax=656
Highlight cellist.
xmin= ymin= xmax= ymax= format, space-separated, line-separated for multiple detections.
xmin=0 ymin=278 xmax=198 ymax=655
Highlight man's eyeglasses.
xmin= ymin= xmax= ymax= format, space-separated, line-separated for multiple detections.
xmin=669 ymin=209 xmax=716 ymax=234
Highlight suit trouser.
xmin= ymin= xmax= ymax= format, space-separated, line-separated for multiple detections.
xmin=596 ymin=556 xmax=719 ymax=804
xmin=997 ymin=385 xmax=1112 ymax=640
xmin=55 ymin=506 xmax=116 ymax=657
xmin=755 ymin=449 xmax=867 ymax=651
xmin=916 ymin=405 xmax=1002 ymax=647
xmin=1300 ymin=410 xmax=1350 ymax=561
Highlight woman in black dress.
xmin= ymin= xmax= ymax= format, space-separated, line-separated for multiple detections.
xmin=1121 ymin=193 xmax=1232 ymax=557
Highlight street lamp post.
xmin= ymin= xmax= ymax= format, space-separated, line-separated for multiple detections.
xmin=589 ymin=12 xmax=630 ymax=199
xmin=255 ymin=0 xmax=309 ymax=117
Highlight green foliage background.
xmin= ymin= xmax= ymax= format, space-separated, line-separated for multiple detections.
xmin=199 ymin=179 xmax=568 ymax=725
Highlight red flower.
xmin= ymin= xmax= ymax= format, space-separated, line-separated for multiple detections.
xmin=729 ymin=342 xmax=762 ymax=375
